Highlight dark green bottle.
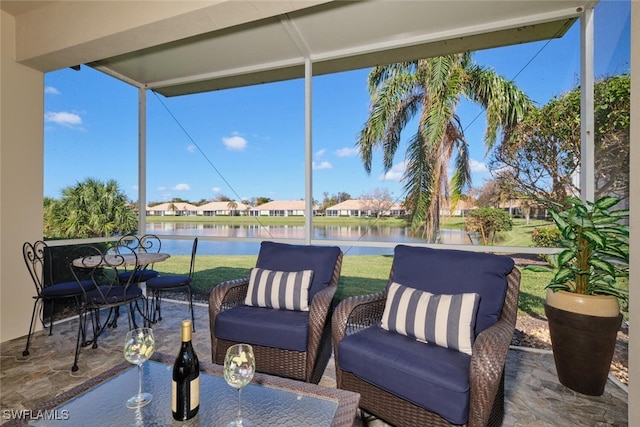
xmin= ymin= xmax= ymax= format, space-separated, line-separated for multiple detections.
xmin=172 ymin=320 xmax=200 ymax=421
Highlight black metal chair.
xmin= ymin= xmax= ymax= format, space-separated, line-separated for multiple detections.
xmin=70 ymin=244 xmax=146 ymax=371
xmin=22 ymin=240 xmax=96 ymax=357
xmin=116 ymin=234 xmax=161 ymax=285
xmin=145 ymin=237 xmax=198 ymax=330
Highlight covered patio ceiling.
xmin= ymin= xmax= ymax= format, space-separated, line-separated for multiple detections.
xmin=82 ymin=0 xmax=593 ymax=97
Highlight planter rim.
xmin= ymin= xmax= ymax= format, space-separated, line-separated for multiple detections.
xmin=546 ymin=289 xmax=620 ymax=317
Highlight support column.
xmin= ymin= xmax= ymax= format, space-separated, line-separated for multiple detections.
xmin=580 ymin=7 xmax=595 ymax=202
xmin=304 ymin=58 xmax=313 ymax=244
xmin=138 ymin=88 xmax=147 ymax=235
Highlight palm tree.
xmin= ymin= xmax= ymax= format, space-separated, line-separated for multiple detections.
xmin=357 ymin=53 xmax=531 ymax=241
xmin=227 ymin=200 xmax=238 ymax=216
xmin=45 ymin=178 xmax=138 ymax=238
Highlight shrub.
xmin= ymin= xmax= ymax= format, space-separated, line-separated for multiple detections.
xmin=464 ymin=208 xmax=513 ymax=245
xmin=531 ymin=225 xmax=562 ymax=248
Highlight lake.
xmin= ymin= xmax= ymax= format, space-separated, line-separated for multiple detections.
xmin=146 ymin=222 xmax=473 ymax=256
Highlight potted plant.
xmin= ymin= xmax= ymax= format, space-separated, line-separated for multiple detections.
xmin=532 ymin=195 xmax=628 ymax=396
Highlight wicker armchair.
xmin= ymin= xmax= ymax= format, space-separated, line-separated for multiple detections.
xmin=209 ymin=241 xmax=343 ymax=384
xmin=332 ymin=245 xmax=521 ymax=427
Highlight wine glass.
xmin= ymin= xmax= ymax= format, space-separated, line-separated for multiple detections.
xmin=223 ymin=344 xmax=255 ymax=427
xmin=123 ymin=328 xmax=155 ymax=409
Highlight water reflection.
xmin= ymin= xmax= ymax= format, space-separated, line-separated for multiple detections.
xmin=147 ymin=223 xmax=472 ymax=256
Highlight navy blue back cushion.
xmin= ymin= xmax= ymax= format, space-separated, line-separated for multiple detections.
xmin=256 ymin=241 xmax=341 ymax=301
xmin=391 ymin=245 xmax=514 ymax=335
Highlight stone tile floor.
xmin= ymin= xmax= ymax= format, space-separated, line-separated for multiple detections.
xmin=1 ymin=300 xmax=628 ymax=426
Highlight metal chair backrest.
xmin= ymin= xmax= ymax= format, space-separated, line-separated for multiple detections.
xmin=69 ymin=244 xmax=139 ymax=306
xmin=116 ymin=234 xmax=139 ymax=252
xmin=188 ymin=238 xmax=198 ymax=280
xmin=114 ymin=234 xmax=161 ymax=275
xmin=139 ymin=234 xmax=161 ymax=254
xmin=23 ymin=240 xmax=53 ymax=294
xmin=116 ymin=233 xmax=161 ymax=254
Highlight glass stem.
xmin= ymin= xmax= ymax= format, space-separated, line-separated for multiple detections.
xmin=137 ymin=363 xmax=143 ymax=398
xmin=237 ymin=388 xmax=242 ymax=422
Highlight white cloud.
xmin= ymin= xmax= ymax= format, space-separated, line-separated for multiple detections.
xmin=314 ymin=149 xmax=327 ymax=158
xmin=469 ymin=159 xmax=488 ymax=173
xmin=45 ymin=86 xmax=61 ymax=95
xmin=313 ymin=161 xmax=332 ymax=170
xmin=223 ymin=135 xmax=248 ymax=151
xmin=379 ymin=161 xmax=406 ymax=181
xmin=335 ymin=147 xmax=359 ymax=157
xmin=187 ymin=144 xmax=197 ymax=153
xmin=44 ymin=111 xmax=82 ymax=127
xmin=172 ymin=183 xmax=191 ymax=191
xmin=212 ymin=187 xmax=221 ymax=193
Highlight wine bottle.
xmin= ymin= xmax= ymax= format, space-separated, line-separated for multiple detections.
xmin=172 ymin=320 xmax=200 ymax=421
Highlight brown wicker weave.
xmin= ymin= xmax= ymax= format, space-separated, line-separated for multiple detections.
xmin=332 ymin=261 xmax=521 ymax=427
xmin=209 ymin=250 xmax=343 ymax=384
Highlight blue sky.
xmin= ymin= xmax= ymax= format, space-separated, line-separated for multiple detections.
xmin=44 ymin=0 xmax=630 ymax=206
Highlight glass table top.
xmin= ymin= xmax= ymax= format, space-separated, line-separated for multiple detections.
xmin=30 ymin=360 xmax=345 ymax=427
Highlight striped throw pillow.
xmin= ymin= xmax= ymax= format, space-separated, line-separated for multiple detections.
xmin=381 ymin=282 xmax=480 ymax=355
xmin=245 ymin=268 xmax=314 ymax=311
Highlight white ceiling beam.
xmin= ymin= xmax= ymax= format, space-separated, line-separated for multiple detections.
xmin=145 ymin=57 xmax=306 ymax=91
xmin=280 ymin=14 xmax=311 ymax=59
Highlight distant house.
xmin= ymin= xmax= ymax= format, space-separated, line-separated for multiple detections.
xmin=197 ymin=201 xmax=250 ymax=216
xmin=497 ymin=199 xmax=549 ymax=220
xmin=326 ymin=199 xmax=406 ymax=217
xmin=249 ymin=200 xmax=321 ymax=217
xmin=439 ymin=199 xmax=477 ymax=217
xmin=146 ymin=202 xmax=198 ymax=216
xmin=388 ymin=204 xmax=407 ymax=217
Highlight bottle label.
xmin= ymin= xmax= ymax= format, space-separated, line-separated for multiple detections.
xmin=171 ymin=380 xmax=177 ymax=412
xmin=190 ymin=376 xmax=200 ymax=411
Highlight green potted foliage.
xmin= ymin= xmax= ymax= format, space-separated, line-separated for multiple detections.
xmin=532 ymin=195 xmax=628 ymax=396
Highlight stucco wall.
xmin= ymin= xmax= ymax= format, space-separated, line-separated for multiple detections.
xmin=629 ymin=2 xmax=638 ymax=424
xmin=1 ymin=10 xmax=45 ymax=342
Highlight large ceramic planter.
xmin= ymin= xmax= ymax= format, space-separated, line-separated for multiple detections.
xmin=545 ymin=290 xmax=622 ymax=396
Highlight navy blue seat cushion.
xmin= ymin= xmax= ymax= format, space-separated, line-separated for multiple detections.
xmin=339 ymin=326 xmax=472 ymax=425
xmin=255 ymin=241 xmax=341 ymax=301
xmin=118 ymin=269 xmax=159 ymax=284
xmin=146 ymin=275 xmax=189 ymax=290
xmin=84 ymin=285 xmax=143 ymax=305
xmin=391 ymin=245 xmax=514 ymax=335
xmin=41 ymin=280 xmax=95 ymax=298
xmin=215 ymin=305 xmax=309 ymax=352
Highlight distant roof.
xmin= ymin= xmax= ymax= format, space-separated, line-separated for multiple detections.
xmin=146 ymin=202 xmax=198 ymax=211
xmin=198 ymin=201 xmax=249 ymax=211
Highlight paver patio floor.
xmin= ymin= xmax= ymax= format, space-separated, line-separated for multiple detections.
xmin=0 ymin=300 xmax=628 ymax=426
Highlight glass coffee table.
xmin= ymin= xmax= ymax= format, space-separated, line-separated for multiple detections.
xmin=22 ymin=353 xmax=359 ymax=426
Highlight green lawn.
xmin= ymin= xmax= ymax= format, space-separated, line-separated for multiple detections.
xmin=441 ymin=217 xmax=553 ymax=247
xmin=156 ymin=254 xmax=559 ymax=319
